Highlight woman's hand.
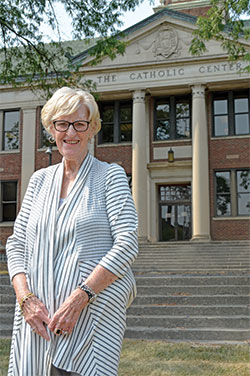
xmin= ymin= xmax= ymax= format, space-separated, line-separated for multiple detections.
xmin=22 ymin=295 xmax=51 ymax=341
xmin=48 ymin=289 xmax=89 ymax=336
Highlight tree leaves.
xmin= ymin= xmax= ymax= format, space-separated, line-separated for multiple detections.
xmin=190 ymin=0 xmax=250 ymax=70
xmin=0 ymin=0 xmax=152 ymax=97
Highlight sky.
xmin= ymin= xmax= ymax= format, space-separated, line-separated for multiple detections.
xmin=41 ymin=1 xmax=157 ymax=42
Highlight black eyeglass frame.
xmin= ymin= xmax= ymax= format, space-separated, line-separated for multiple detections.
xmin=53 ymin=120 xmax=90 ymax=132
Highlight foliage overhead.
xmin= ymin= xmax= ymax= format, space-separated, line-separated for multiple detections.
xmin=0 ymin=0 xmax=153 ymax=97
xmin=189 ymin=0 xmax=250 ymax=71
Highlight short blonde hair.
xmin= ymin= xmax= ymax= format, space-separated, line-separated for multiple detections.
xmin=41 ymin=87 xmax=101 ymax=136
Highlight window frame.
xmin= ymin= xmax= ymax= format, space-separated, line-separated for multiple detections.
xmin=0 ymin=109 xmax=20 ymax=151
xmin=98 ymin=100 xmax=133 ymax=145
xmin=212 ymin=89 xmax=250 ymax=137
xmin=214 ymin=169 xmax=250 ymax=217
xmin=154 ymin=95 xmax=192 ymax=141
xmin=0 ymin=181 xmax=18 ymax=222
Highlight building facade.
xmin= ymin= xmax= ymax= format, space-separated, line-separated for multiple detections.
xmin=0 ymin=2 xmax=250 ymax=259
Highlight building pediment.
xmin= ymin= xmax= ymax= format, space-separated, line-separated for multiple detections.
xmin=74 ymin=8 xmax=249 ymax=71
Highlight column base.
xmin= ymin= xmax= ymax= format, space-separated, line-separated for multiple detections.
xmin=138 ymin=236 xmax=149 ymax=243
xmin=191 ymin=235 xmax=211 ymax=242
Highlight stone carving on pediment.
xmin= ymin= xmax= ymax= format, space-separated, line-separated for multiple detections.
xmin=135 ymin=25 xmax=181 ymax=60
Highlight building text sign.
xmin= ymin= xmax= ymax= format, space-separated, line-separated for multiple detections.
xmin=84 ymin=61 xmax=249 ymax=89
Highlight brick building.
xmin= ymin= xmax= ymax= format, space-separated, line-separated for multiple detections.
xmin=0 ymin=0 xmax=250 ymax=260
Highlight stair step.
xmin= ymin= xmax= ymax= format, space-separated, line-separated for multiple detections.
xmin=136 ymin=285 xmax=250 ymax=295
xmin=125 ymin=327 xmax=250 ymax=342
xmin=127 ymin=304 xmax=250 ymax=316
xmin=0 ymin=295 xmax=16 ymax=304
xmin=126 ymin=315 xmax=250 ymax=329
xmin=133 ymin=295 xmax=250 ymax=305
xmin=135 ymin=275 xmax=250 ymax=286
xmin=0 ymin=324 xmax=13 ymax=338
xmin=0 ymin=313 xmax=14 ymax=325
xmin=0 ymin=285 xmax=14 ymax=295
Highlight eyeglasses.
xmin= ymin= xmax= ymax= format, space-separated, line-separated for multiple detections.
xmin=53 ymin=120 xmax=90 ymax=132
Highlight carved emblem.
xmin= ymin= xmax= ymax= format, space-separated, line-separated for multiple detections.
xmin=154 ymin=26 xmax=179 ymax=59
xmin=134 ymin=25 xmax=180 ymax=60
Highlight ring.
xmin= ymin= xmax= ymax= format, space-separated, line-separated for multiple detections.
xmin=54 ymin=328 xmax=62 ymax=336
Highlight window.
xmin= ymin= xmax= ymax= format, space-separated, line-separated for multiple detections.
xmin=98 ymin=100 xmax=132 ymax=144
xmin=0 ymin=182 xmax=17 ymax=222
xmin=213 ymin=90 xmax=250 ymax=137
xmin=215 ymin=171 xmax=231 ymax=216
xmin=215 ymin=170 xmax=250 ymax=217
xmin=2 ymin=110 xmax=20 ymax=150
xmin=154 ymin=95 xmax=191 ymax=141
xmin=237 ymin=170 xmax=250 ymax=215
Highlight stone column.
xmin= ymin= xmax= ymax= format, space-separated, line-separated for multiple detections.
xmin=132 ymin=90 xmax=148 ymax=241
xmin=191 ymin=85 xmax=211 ymax=241
xmin=21 ymin=107 xmax=36 ymax=201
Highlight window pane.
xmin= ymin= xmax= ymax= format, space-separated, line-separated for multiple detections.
xmin=176 ymin=103 xmax=190 ymax=118
xmin=120 ymin=106 xmax=132 ymax=122
xmin=237 ymin=170 xmax=250 ymax=215
xmin=216 ymin=194 xmax=231 ymax=216
xmin=156 ymin=103 xmax=170 ymax=119
xmin=214 ymin=99 xmax=227 ymax=115
xmin=101 ymin=123 xmax=113 ymax=143
xmin=234 ymin=98 xmax=248 ymax=113
xmin=156 ymin=120 xmax=170 ymax=140
xmin=3 ymin=111 xmax=19 ymax=150
xmin=4 ymin=111 xmax=19 ymax=131
xmin=237 ymin=194 xmax=250 ymax=215
xmin=3 ymin=203 xmax=16 ymax=221
xmin=3 ymin=182 xmax=17 ymax=201
xmin=160 ymin=185 xmax=191 ymax=201
xmin=120 ymin=123 xmax=132 ymax=142
xmin=214 ymin=115 xmax=229 ymax=136
xmin=237 ymin=170 xmax=250 ymax=193
xmin=176 ymin=118 xmax=190 ymax=138
xmin=102 ymin=106 xmax=114 ymax=122
xmin=216 ymin=172 xmax=230 ymax=193
xmin=235 ymin=114 xmax=249 ymax=135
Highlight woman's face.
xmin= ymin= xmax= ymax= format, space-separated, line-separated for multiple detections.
xmin=51 ymin=105 xmax=94 ymax=163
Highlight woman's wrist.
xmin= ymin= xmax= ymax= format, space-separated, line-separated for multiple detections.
xmin=19 ymin=292 xmax=35 ymax=314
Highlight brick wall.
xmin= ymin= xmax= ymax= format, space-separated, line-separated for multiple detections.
xmin=180 ymin=7 xmax=211 ymax=17
xmin=207 ymin=92 xmax=250 ymax=241
xmin=95 ymin=143 xmax=132 ymax=174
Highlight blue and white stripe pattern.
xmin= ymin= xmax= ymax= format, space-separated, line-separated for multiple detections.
xmin=6 ymin=153 xmax=138 ymax=376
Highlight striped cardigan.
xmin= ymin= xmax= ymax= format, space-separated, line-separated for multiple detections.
xmin=6 ymin=153 xmax=138 ymax=376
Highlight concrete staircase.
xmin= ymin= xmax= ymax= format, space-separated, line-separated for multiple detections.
xmin=0 ymin=274 xmax=15 ymax=337
xmin=1 ymin=241 xmax=250 ymax=343
xmin=125 ymin=241 xmax=250 ymax=344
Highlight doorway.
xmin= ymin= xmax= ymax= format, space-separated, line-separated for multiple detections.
xmin=159 ymin=185 xmax=191 ymax=241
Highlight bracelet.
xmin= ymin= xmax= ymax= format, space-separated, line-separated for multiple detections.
xmin=77 ymin=283 xmax=97 ymax=303
xmin=19 ymin=292 xmax=35 ymax=314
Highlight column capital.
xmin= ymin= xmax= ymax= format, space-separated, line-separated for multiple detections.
xmin=191 ymin=84 xmax=206 ymax=98
xmin=132 ymin=90 xmax=146 ymax=104
xmin=22 ymin=106 xmax=37 ymax=113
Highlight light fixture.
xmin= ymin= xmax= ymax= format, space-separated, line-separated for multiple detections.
xmin=168 ymin=148 xmax=174 ymax=163
xmin=45 ymin=146 xmax=52 ymax=166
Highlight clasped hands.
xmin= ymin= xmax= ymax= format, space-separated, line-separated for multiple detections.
xmin=21 ymin=288 xmax=89 ymax=341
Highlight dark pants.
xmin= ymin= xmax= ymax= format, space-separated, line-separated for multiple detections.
xmin=51 ymin=365 xmax=80 ymax=376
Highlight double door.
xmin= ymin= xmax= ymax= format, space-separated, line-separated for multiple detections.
xmin=159 ymin=185 xmax=191 ymax=242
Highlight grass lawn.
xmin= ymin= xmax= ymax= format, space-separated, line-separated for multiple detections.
xmin=0 ymin=338 xmax=249 ymax=376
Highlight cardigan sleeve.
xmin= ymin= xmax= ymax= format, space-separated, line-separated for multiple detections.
xmin=6 ymin=173 xmax=37 ymax=281
xmin=99 ymin=164 xmax=138 ymax=278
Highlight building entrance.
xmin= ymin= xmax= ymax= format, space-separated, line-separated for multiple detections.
xmin=159 ymin=185 xmax=192 ymax=241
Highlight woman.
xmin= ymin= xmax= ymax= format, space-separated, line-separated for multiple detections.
xmin=6 ymin=87 xmax=138 ymax=376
